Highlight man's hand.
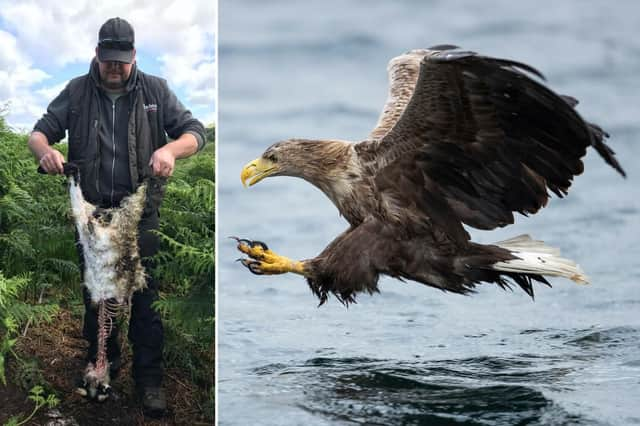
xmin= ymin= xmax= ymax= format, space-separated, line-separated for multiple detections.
xmin=149 ymin=145 xmax=177 ymax=177
xmin=28 ymin=131 xmax=65 ymax=175
xmin=148 ymin=133 xmax=199 ymax=177
xmin=39 ymin=149 xmax=66 ymax=175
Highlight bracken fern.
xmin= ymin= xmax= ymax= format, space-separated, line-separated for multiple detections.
xmin=153 ymin=129 xmax=215 ymax=418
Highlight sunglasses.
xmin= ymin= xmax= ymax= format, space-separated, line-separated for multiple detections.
xmin=98 ymin=39 xmax=134 ymax=51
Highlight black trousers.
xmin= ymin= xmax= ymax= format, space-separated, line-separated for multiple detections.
xmin=79 ymin=210 xmax=164 ymax=388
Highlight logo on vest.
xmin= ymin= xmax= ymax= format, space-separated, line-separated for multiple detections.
xmin=144 ymin=103 xmax=158 ymax=113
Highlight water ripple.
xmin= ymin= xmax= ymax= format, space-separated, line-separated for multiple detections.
xmin=249 ymin=355 xmax=597 ymax=425
xmin=565 ymin=326 xmax=639 ymax=348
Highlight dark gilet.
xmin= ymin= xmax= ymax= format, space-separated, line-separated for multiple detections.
xmin=66 ymin=63 xmax=167 ymax=212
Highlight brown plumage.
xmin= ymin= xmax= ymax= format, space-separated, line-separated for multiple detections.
xmin=238 ymin=46 xmax=625 ymax=305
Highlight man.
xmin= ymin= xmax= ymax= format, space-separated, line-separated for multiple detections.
xmin=28 ymin=17 xmax=206 ymax=417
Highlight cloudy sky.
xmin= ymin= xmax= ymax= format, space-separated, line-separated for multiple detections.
xmin=0 ymin=0 xmax=216 ymax=131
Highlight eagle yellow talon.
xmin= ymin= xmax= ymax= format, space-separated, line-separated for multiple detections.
xmin=234 ymin=238 xmax=306 ymax=275
xmin=235 ymin=239 xmax=271 ymax=259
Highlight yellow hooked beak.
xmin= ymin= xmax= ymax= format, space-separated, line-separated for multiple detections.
xmin=241 ymin=157 xmax=278 ymax=187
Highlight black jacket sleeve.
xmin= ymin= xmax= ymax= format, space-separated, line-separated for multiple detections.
xmin=160 ymin=80 xmax=206 ymax=150
xmin=33 ymin=85 xmax=70 ymax=144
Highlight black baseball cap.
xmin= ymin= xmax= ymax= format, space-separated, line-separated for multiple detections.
xmin=97 ymin=17 xmax=135 ymax=63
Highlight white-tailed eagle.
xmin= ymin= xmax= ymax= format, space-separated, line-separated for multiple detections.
xmin=235 ymin=45 xmax=625 ymax=305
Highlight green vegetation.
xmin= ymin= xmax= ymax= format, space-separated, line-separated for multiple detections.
xmin=0 ymin=118 xmax=67 ymax=392
xmin=4 ymin=386 xmax=60 ymax=426
xmin=155 ymin=136 xmax=215 ymax=416
xmin=0 ymin=115 xmax=215 ymax=420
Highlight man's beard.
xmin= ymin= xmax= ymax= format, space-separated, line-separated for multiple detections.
xmin=100 ymin=68 xmax=129 ymax=90
xmin=101 ymin=75 xmax=127 ymax=90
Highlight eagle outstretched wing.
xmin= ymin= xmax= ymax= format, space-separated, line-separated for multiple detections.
xmin=368 ymin=45 xmax=462 ymax=141
xmin=367 ymin=48 xmax=625 ymax=233
xmin=368 ymin=49 xmax=429 ymax=141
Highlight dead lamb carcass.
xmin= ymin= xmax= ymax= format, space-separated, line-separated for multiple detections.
xmin=64 ymin=165 xmax=147 ymax=400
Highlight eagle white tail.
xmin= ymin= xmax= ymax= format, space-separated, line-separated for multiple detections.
xmin=492 ymin=235 xmax=589 ymax=284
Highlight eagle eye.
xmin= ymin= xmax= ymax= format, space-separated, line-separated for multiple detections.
xmin=265 ymin=153 xmax=278 ymax=162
